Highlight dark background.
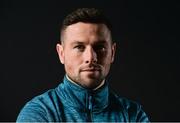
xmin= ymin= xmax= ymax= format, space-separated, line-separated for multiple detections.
xmin=0 ymin=0 xmax=179 ymax=121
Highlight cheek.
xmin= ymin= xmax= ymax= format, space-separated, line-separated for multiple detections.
xmin=98 ymin=51 xmax=112 ymax=64
xmin=64 ymin=53 xmax=82 ymax=73
xmin=103 ymin=58 xmax=112 ymax=75
xmin=65 ymin=56 xmax=75 ymax=69
xmin=99 ymin=52 xmax=112 ymax=73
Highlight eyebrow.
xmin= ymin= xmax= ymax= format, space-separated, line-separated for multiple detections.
xmin=71 ymin=41 xmax=85 ymax=46
xmin=71 ymin=40 xmax=108 ymax=45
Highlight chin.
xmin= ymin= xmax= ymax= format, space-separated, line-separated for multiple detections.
xmin=81 ymin=78 xmax=101 ymax=89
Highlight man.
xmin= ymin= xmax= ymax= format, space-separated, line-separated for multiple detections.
xmin=17 ymin=8 xmax=150 ymax=122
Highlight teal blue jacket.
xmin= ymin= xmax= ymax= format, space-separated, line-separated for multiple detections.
xmin=17 ymin=76 xmax=150 ymax=122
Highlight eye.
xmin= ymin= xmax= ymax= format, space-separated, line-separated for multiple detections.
xmin=74 ymin=45 xmax=85 ymax=52
xmin=94 ymin=45 xmax=106 ymax=52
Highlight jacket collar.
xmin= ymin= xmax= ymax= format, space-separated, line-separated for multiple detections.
xmin=57 ymin=75 xmax=109 ymax=112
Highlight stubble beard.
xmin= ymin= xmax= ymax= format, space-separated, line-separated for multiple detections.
xmin=68 ymin=71 xmax=105 ymax=89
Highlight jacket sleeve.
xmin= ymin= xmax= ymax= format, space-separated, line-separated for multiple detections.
xmin=136 ymin=104 xmax=150 ymax=122
xmin=16 ymin=101 xmax=48 ymax=122
xmin=120 ymin=97 xmax=150 ymax=122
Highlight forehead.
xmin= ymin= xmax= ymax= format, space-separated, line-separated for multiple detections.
xmin=66 ymin=22 xmax=106 ymax=33
xmin=63 ymin=22 xmax=111 ymax=43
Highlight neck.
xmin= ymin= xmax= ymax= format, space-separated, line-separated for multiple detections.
xmin=66 ymin=74 xmax=105 ymax=90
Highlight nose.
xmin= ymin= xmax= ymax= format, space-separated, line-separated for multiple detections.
xmin=84 ymin=47 xmax=97 ymax=64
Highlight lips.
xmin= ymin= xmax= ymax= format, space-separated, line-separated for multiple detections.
xmin=82 ymin=69 xmax=99 ymax=72
xmin=81 ymin=68 xmax=101 ymax=72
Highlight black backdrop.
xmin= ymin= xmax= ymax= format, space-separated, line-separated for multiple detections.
xmin=0 ymin=0 xmax=179 ymax=121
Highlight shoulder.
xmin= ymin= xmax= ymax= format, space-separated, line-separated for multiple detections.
xmin=110 ymin=91 xmax=150 ymax=122
xmin=114 ymin=92 xmax=140 ymax=110
xmin=109 ymin=91 xmax=140 ymax=109
xmin=17 ymin=88 xmax=61 ymax=122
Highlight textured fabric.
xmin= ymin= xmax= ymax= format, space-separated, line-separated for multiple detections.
xmin=17 ymin=76 xmax=150 ymax=122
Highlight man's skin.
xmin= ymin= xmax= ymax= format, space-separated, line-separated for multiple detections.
xmin=56 ymin=22 xmax=116 ymax=89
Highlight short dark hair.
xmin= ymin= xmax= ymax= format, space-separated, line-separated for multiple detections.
xmin=60 ymin=8 xmax=112 ymax=42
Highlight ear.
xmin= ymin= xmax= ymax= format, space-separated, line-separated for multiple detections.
xmin=56 ymin=43 xmax=65 ymax=64
xmin=111 ymin=43 xmax=116 ymax=63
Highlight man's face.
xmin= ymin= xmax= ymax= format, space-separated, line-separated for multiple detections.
xmin=57 ymin=22 xmax=116 ymax=89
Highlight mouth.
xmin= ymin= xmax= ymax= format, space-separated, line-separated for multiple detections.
xmin=81 ymin=68 xmax=101 ymax=72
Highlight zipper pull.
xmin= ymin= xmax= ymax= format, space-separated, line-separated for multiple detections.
xmin=87 ymin=94 xmax=93 ymax=122
xmin=88 ymin=95 xmax=92 ymax=110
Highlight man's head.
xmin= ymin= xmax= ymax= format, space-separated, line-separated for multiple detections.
xmin=56 ymin=8 xmax=116 ymax=89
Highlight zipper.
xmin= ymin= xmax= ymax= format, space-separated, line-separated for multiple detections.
xmin=87 ymin=94 xmax=93 ymax=122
